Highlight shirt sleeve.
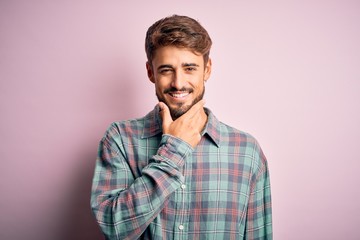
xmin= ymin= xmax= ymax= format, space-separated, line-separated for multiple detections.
xmin=245 ymin=145 xmax=273 ymax=240
xmin=90 ymin=125 xmax=193 ymax=240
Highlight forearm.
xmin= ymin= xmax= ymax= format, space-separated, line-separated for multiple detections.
xmin=245 ymin=181 xmax=272 ymax=240
xmin=245 ymin=146 xmax=272 ymax=239
xmin=91 ymin=134 xmax=192 ymax=239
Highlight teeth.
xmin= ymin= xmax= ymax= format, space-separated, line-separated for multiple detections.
xmin=170 ymin=92 xmax=189 ymax=98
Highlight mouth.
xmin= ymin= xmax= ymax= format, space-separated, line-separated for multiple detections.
xmin=164 ymin=86 xmax=193 ymax=101
xmin=168 ymin=91 xmax=190 ymax=99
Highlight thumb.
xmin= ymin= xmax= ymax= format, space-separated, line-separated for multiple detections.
xmin=158 ymin=102 xmax=173 ymax=131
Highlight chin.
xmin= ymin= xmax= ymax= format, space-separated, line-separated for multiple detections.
xmin=168 ymin=104 xmax=192 ymax=119
xmin=157 ymin=89 xmax=205 ymax=119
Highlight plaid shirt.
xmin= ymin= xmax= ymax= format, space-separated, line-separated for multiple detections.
xmin=91 ymin=106 xmax=272 ymax=240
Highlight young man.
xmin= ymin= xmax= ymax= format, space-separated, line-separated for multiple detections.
xmin=91 ymin=15 xmax=272 ymax=239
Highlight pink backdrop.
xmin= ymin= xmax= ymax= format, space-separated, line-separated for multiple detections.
xmin=1 ymin=1 xmax=359 ymax=239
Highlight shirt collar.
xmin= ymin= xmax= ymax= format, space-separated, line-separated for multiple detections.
xmin=141 ymin=105 xmax=162 ymax=139
xmin=141 ymin=105 xmax=221 ymax=148
xmin=202 ymin=107 xmax=221 ymax=147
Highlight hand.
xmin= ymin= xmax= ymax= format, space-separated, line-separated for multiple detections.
xmin=158 ymin=100 xmax=207 ymax=148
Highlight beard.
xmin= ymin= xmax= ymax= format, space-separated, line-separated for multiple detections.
xmin=156 ymin=86 xmax=205 ymax=120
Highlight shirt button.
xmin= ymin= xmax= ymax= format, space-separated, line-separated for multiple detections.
xmin=178 ymin=224 xmax=184 ymax=230
xmin=181 ymin=184 xmax=186 ymax=189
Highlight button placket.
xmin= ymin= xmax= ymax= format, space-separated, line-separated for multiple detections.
xmin=177 ymin=182 xmax=186 ymax=235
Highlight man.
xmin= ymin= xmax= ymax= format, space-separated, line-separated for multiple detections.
xmin=91 ymin=15 xmax=272 ymax=239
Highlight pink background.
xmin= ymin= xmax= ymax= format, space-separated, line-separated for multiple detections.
xmin=1 ymin=1 xmax=359 ymax=239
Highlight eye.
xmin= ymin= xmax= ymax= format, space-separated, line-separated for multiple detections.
xmin=159 ymin=68 xmax=173 ymax=74
xmin=185 ymin=67 xmax=196 ymax=72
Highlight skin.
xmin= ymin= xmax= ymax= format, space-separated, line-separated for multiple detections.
xmin=146 ymin=46 xmax=212 ymax=147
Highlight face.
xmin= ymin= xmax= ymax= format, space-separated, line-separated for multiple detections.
xmin=146 ymin=46 xmax=212 ymax=119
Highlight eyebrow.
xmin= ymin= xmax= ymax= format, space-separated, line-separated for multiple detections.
xmin=182 ymin=63 xmax=199 ymax=67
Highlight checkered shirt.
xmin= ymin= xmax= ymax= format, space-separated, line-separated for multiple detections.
xmin=91 ymin=106 xmax=272 ymax=239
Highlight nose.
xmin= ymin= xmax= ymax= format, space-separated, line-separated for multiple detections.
xmin=170 ymin=70 xmax=185 ymax=90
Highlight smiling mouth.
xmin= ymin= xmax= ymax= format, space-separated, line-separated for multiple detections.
xmin=168 ymin=91 xmax=190 ymax=98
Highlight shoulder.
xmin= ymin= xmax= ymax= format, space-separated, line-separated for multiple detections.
xmin=100 ymin=107 xmax=160 ymax=151
xmin=110 ymin=116 xmax=146 ymax=135
xmin=102 ymin=115 xmax=147 ymax=143
xmin=219 ymin=122 xmax=267 ymax=171
xmin=219 ymin=121 xmax=259 ymax=148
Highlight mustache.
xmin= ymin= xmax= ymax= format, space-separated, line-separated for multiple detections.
xmin=164 ymin=87 xmax=194 ymax=94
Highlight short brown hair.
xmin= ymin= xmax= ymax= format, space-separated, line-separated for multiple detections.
xmin=145 ymin=15 xmax=212 ymax=65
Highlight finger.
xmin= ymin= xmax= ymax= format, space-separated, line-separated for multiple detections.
xmin=158 ymin=102 xmax=173 ymax=128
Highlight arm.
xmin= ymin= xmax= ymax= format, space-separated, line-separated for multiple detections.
xmin=91 ymin=101 xmax=206 ymax=239
xmin=245 ymin=148 xmax=273 ymax=240
xmin=91 ymin=126 xmax=192 ymax=240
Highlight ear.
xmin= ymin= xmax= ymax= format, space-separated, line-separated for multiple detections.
xmin=204 ymin=58 xmax=212 ymax=82
xmin=146 ymin=61 xmax=155 ymax=83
